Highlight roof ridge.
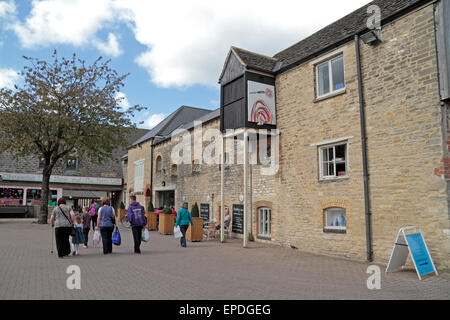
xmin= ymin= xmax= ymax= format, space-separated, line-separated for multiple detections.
xmin=232 ymin=46 xmax=278 ymax=61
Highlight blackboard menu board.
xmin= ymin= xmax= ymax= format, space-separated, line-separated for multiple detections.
xmin=200 ymin=203 xmax=209 ymax=226
xmin=232 ymin=204 xmax=244 ymax=234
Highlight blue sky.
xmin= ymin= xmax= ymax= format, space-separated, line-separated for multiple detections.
xmin=0 ymin=0 xmax=371 ymax=129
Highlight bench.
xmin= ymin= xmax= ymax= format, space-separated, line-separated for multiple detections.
xmin=0 ymin=207 xmax=29 ymax=218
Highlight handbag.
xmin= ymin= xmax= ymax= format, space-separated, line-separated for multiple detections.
xmin=112 ymin=226 xmax=121 ymax=246
xmin=142 ymin=228 xmax=150 ymax=242
xmin=58 ymin=206 xmax=76 ymax=236
xmin=174 ymin=226 xmax=182 ymax=239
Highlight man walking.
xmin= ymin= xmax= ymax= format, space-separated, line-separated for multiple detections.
xmin=175 ymin=203 xmax=194 ymax=248
xmin=126 ymin=195 xmax=147 ymax=254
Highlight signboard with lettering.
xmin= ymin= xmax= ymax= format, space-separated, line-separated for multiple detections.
xmin=386 ymin=226 xmax=438 ymax=280
xmin=200 ymin=203 xmax=210 ymax=226
xmin=232 ymin=204 xmax=244 ymax=234
xmin=0 ymin=172 xmax=122 ymax=186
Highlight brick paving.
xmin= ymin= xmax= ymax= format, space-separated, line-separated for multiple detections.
xmin=0 ymin=219 xmax=449 ymax=300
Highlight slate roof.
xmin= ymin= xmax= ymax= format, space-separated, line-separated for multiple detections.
xmin=131 ymin=106 xmax=212 ymax=147
xmin=273 ymin=0 xmax=431 ymax=72
xmin=229 ymin=0 xmax=432 ymax=74
xmin=231 ymin=46 xmax=278 ymax=74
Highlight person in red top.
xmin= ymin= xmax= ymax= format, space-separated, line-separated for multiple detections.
xmin=171 ymin=207 xmax=177 ymax=219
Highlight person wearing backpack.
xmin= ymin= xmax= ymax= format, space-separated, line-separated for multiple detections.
xmin=126 ymin=195 xmax=147 ymax=254
xmin=89 ymin=199 xmax=99 ymax=231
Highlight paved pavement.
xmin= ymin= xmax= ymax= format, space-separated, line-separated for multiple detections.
xmin=0 ymin=219 xmax=449 ymax=300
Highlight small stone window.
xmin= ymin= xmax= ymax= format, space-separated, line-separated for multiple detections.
xmin=156 ymin=156 xmax=162 ymax=172
xmin=65 ymin=157 xmax=78 ymax=172
xmin=324 ymin=207 xmax=347 ymax=233
xmin=192 ymin=159 xmax=200 ymax=173
xmin=258 ymin=207 xmax=271 ymax=238
xmin=171 ymin=164 xmax=178 ymax=176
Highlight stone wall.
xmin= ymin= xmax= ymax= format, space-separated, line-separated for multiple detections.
xmin=126 ymin=139 xmax=152 ymax=207
xmin=274 ymin=4 xmax=449 ymax=270
xmin=152 ymin=119 xmax=276 ymax=242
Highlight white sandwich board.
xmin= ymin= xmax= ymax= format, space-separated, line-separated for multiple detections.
xmin=386 ymin=226 xmax=438 ymax=280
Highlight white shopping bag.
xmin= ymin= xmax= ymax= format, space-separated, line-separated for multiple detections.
xmin=93 ymin=230 xmax=101 ymax=245
xmin=142 ymin=228 xmax=150 ymax=243
xmin=174 ymin=226 xmax=182 ymax=239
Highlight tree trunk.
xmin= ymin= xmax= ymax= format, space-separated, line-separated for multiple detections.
xmin=37 ymin=169 xmax=51 ymax=224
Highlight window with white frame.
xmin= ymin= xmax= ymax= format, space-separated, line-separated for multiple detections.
xmin=258 ymin=207 xmax=271 ymax=238
xmin=65 ymin=157 xmax=78 ymax=172
xmin=134 ymin=160 xmax=144 ymax=193
xmin=316 ymin=55 xmax=345 ymax=98
xmin=324 ymin=207 xmax=347 ymax=232
xmin=319 ymin=142 xmax=348 ymax=179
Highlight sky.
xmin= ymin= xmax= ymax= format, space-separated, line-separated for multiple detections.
xmin=0 ymin=0 xmax=371 ymax=129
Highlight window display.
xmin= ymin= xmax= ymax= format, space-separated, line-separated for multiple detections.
xmin=0 ymin=188 xmax=24 ymax=206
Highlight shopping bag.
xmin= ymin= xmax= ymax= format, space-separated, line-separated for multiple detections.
xmin=174 ymin=226 xmax=182 ymax=239
xmin=112 ymin=227 xmax=121 ymax=246
xmin=142 ymin=228 xmax=150 ymax=243
xmin=93 ymin=230 xmax=101 ymax=245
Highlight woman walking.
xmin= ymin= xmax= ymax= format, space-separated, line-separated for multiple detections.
xmin=81 ymin=206 xmax=91 ymax=248
xmin=175 ymin=203 xmax=194 ymax=248
xmin=96 ymin=197 xmax=117 ymax=254
xmin=50 ymin=198 xmax=76 ymax=258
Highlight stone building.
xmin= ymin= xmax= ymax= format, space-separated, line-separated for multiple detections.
xmin=217 ymin=0 xmax=450 ymax=270
xmin=120 ymin=0 xmax=450 ymax=271
xmin=0 ymin=128 xmax=149 ymax=216
xmin=144 ymin=0 xmax=450 ymax=271
xmin=125 ymin=106 xmax=212 ymax=209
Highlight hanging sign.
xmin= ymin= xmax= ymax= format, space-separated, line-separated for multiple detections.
xmin=386 ymin=226 xmax=438 ymax=280
xmin=247 ymin=81 xmax=276 ymax=125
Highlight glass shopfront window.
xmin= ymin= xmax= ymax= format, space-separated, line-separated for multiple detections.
xmin=0 ymin=188 xmax=24 ymax=206
xmin=26 ymin=189 xmax=58 ymax=206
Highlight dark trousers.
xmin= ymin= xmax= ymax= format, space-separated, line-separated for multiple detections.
xmin=55 ymin=227 xmax=72 ymax=258
xmin=131 ymin=226 xmax=143 ymax=253
xmin=180 ymin=225 xmax=189 ymax=247
xmin=91 ymin=215 xmax=98 ymax=230
xmin=100 ymin=226 xmax=114 ymax=254
xmin=83 ymin=228 xmax=90 ymax=246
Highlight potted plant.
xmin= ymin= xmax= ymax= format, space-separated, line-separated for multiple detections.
xmin=186 ymin=202 xmax=203 ymax=242
xmin=145 ymin=201 xmax=157 ymax=231
xmin=158 ymin=206 xmax=174 ymax=235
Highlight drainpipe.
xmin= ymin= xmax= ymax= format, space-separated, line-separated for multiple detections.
xmin=150 ymin=139 xmax=154 ymax=208
xmin=355 ymin=34 xmax=373 ymax=262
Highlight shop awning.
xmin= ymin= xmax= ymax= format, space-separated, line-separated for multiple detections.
xmin=62 ymin=190 xmax=108 ymax=199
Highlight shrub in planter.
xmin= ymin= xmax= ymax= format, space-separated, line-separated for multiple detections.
xmin=145 ymin=202 xmax=157 ymax=230
xmin=187 ymin=202 xmax=203 ymax=242
xmin=159 ymin=206 xmax=174 ymax=235
xmin=248 ymin=233 xmax=255 ymax=242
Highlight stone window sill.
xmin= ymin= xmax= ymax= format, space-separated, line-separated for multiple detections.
xmin=314 ymin=89 xmax=346 ymax=103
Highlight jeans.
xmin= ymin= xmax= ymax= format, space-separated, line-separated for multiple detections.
xmin=179 ymin=225 xmax=189 ymax=247
xmin=100 ymin=226 xmax=114 ymax=254
xmin=55 ymin=227 xmax=72 ymax=258
xmin=131 ymin=226 xmax=143 ymax=253
xmin=83 ymin=228 xmax=90 ymax=246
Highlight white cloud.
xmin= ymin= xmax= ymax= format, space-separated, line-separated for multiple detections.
xmin=9 ymin=0 xmax=372 ymax=87
xmin=10 ymin=0 xmax=117 ymax=48
xmin=115 ymin=91 xmax=131 ymax=111
xmin=143 ymin=113 xmax=166 ymax=129
xmin=93 ymin=33 xmax=123 ymax=57
xmin=0 ymin=0 xmax=16 ymax=17
xmin=0 ymin=68 xmax=19 ymax=89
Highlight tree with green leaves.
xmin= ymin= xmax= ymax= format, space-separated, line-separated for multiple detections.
xmin=0 ymin=51 xmax=145 ymax=224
